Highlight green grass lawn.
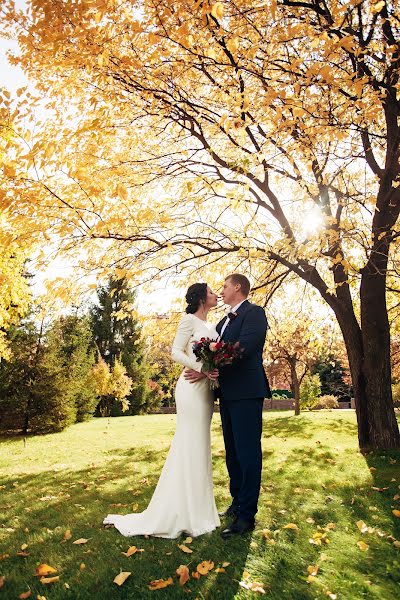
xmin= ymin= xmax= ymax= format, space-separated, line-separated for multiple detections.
xmin=0 ymin=410 xmax=400 ymax=599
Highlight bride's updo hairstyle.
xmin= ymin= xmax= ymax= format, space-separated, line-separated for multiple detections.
xmin=185 ymin=283 xmax=208 ymax=314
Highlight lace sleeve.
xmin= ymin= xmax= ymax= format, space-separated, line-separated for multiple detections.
xmin=171 ymin=315 xmax=203 ymax=371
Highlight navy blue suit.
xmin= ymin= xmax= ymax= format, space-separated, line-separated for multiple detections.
xmin=216 ymin=300 xmax=271 ymax=523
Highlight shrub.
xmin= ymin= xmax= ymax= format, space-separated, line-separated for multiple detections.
xmin=313 ymin=395 xmax=339 ymax=410
xmin=300 ymin=373 xmax=321 ymax=409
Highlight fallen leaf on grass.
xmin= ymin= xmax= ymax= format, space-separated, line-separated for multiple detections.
xmin=306 ymin=575 xmax=317 ymax=583
xmin=309 ymin=532 xmax=330 ymax=546
xmin=176 ymin=565 xmax=189 ymax=586
xmin=214 ymin=567 xmax=226 ymax=573
xmin=372 ymin=486 xmax=389 ymax=492
xmin=37 ymin=595 xmax=47 ymax=600
xmin=17 ymin=551 xmax=30 ymax=557
xmin=306 ymin=517 xmax=315 ymax=524
xmin=21 ymin=544 xmax=28 ymax=551
xmin=80 ymin=563 xmax=85 ymax=571
xmin=63 ymin=530 xmax=72 ymax=541
xmin=191 ymin=571 xmax=201 ymax=579
xmin=356 ymin=520 xmax=368 ymax=533
xmin=392 ymin=510 xmax=400 ymax=518
xmin=393 ymin=540 xmax=400 ymax=548
xmin=35 ymin=564 xmax=58 ymax=577
xmin=283 ymin=523 xmax=299 ymax=531
xmin=0 ymin=554 xmax=9 ymax=561
xmin=148 ymin=577 xmax=173 ymax=590
xmin=122 ymin=546 xmax=139 ymax=557
xmin=72 ymin=538 xmax=90 ymax=545
xmin=40 ymin=576 xmax=60 ymax=584
xmin=239 ymin=581 xmax=266 ymax=593
xmin=307 ymin=565 xmax=319 ymax=576
xmin=113 ymin=571 xmax=131 ymax=586
xmin=197 ymin=561 xmax=214 ymax=575
xmin=182 ymin=536 xmax=192 ymax=544
xmin=222 ymin=562 xmax=230 ymax=567
xmin=0 ymin=576 xmax=4 ymax=588
xmin=18 ymin=591 xmax=31 ymax=599
xmin=178 ymin=544 xmax=193 ymax=554
xmin=326 ymin=592 xmax=337 ymax=599
xmin=357 ymin=541 xmax=369 ymax=551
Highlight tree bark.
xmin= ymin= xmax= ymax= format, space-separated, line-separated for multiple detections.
xmin=289 ymin=360 xmax=301 ymax=416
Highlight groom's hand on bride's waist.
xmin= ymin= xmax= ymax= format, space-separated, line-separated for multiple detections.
xmin=184 ymin=368 xmax=207 ymax=383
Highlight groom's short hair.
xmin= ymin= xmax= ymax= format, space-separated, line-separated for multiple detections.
xmin=226 ymin=273 xmax=251 ymax=296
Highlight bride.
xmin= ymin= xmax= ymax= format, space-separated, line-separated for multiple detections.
xmin=103 ymin=282 xmax=221 ymax=538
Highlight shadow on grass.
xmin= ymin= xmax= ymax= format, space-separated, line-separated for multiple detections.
xmin=262 ymin=412 xmax=358 ymax=440
xmin=0 ymin=453 xmax=251 ymax=599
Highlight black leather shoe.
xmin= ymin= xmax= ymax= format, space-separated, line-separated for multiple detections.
xmin=220 ymin=518 xmax=255 ymax=539
xmin=218 ymin=505 xmax=238 ymax=518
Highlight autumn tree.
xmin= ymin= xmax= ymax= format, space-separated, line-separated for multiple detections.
xmin=2 ymin=0 xmax=400 ymax=447
xmin=266 ymin=311 xmax=322 ymax=415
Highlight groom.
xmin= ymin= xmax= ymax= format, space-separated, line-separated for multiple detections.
xmin=186 ymin=273 xmax=271 ymax=538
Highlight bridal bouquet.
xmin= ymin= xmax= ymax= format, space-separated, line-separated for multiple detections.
xmin=192 ymin=337 xmax=244 ymax=390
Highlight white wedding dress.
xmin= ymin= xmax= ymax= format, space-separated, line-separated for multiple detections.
xmin=103 ymin=314 xmax=221 ymax=538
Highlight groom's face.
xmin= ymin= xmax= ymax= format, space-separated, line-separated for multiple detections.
xmin=221 ymin=277 xmax=239 ymax=306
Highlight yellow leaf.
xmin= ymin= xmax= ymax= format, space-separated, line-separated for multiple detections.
xmin=40 ymin=576 xmax=60 ymax=584
xmin=393 ymin=540 xmax=400 ymax=548
xmin=37 ymin=596 xmax=47 ymax=600
xmin=357 ymin=541 xmax=369 ymax=551
xmin=63 ymin=529 xmax=72 ymax=541
xmin=283 ymin=523 xmax=299 ymax=530
xmin=191 ymin=571 xmax=201 ymax=579
xmin=307 ymin=565 xmax=319 ymax=576
xmin=176 ymin=565 xmax=189 ymax=586
xmin=222 ymin=562 xmax=230 ymax=567
xmin=122 ymin=546 xmax=138 ymax=557
xmin=392 ymin=510 xmax=400 ymax=517
xmin=372 ymin=1 xmax=385 ymax=13
xmin=182 ymin=536 xmax=192 ymax=544
xmin=215 ymin=567 xmax=226 ymax=573
xmin=148 ymin=577 xmax=173 ymax=590
xmin=197 ymin=560 xmax=214 ymax=575
xmin=79 ymin=563 xmax=85 ymax=570
xmin=210 ymin=2 xmax=224 ymax=20
xmin=72 ymin=538 xmax=90 ymax=545
xmin=306 ymin=575 xmax=317 ymax=583
xmin=35 ymin=565 xmax=58 ymax=577
xmin=178 ymin=544 xmax=193 ymax=554
xmin=21 ymin=544 xmax=28 ymax=550
xmin=226 ymin=37 xmax=239 ymax=54
xmin=113 ymin=571 xmax=131 ymax=586
xmin=356 ymin=520 xmax=368 ymax=533
xmin=116 ymin=184 xmax=129 ymax=200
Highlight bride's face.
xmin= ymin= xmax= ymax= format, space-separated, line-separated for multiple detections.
xmin=205 ymin=286 xmax=218 ymax=309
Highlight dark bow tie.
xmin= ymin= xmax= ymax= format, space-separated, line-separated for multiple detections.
xmin=227 ymin=311 xmax=237 ymax=321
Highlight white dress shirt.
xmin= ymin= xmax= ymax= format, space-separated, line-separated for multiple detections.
xmin=219 ymin=300 xmax=247 ymax=338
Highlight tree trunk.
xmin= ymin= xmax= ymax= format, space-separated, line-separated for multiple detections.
xmin=360 ymin=269 xmax=400 ymax=449
xmin=290 ymin=361 xmax=300 ymax=416
xmin=333 ymin=295 xmax=400 ymax=450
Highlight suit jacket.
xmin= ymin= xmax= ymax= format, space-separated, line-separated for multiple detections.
xmin=216 ymin=300 xmax=271 ymax=401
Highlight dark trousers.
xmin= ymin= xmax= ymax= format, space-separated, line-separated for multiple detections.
xmin=219 ymin=397 xmax=263 ymax=523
